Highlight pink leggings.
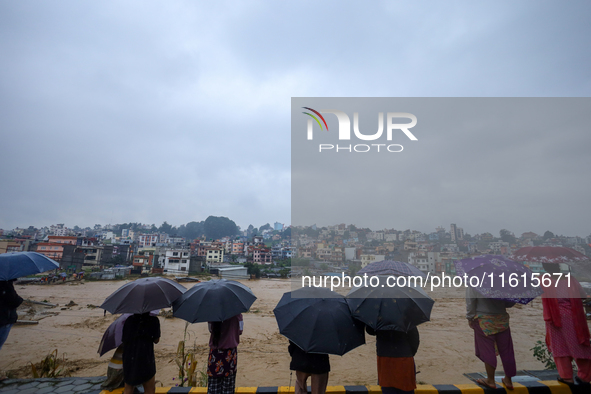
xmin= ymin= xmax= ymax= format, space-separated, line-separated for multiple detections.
xmin=555 ymin=357 xmax=591 ymax=382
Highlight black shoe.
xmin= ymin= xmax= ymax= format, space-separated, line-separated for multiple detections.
xmin=575 ymin=376 xmax=590 ymax=385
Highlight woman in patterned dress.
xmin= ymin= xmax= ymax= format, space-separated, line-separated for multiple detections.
xmin=542 ymin=263 xmax=591 ymax=384
xmin=207 ymin=313 xmax=243 ymax=394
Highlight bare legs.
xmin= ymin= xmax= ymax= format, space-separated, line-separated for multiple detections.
xmin=123 ymin=375 xmax=156 ymax=394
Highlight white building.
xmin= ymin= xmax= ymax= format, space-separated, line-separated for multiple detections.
xmin=218 ymin=266 xmax=249 ymax=279
xmin=344 ymin=247 xmax=357 ymax=261
xmin=161 ymin=249 xmax=191 ymax=273
xmin=360 ymin=254 xmax=385 ymax=268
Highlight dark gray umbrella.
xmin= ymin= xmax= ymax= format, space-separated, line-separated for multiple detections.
xmin=0 ymin=252 xmax=59 ymax=281
xmin=357 ymin=260 xmax=427 ymax=278
xmin=346 ymin=277 xmax=434 ymax=332
xmin=100 ymin=277 xmax=186 ymax=314
xmin=172 ymin=279 xmax=256 ymax=323
xmin=273 ymin=287 xmax=365 ymax=356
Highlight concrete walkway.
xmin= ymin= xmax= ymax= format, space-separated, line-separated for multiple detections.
xmin=1 ymin=376 xmax=590 ymax=394
xmin=0 ymin=377 xmax=105 ymax=394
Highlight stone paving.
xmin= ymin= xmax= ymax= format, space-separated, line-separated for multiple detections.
xmin=0 ymin=377 xmax=106 ymax=394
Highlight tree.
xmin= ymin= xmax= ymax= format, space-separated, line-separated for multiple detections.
xmin=281 ymin=227 xmax=291 ymax=240
xmin=259 ymin=223 xmax=272 ymax=232
xmin=180 ymin=221 xmax=204 ymax=240
xmin=245 ymin=262 xmax=261 ymax=278
xmin=500 ymin=229 xmax=516 ymax=244
xmin=204 ymin=216 xmax=239 ymax=240
xmin=279 ymin=268 xmax=291 ymax=278
xmin=349 ymin=261 xmax=361 ymax=276
xmin=159 ymin=221 xmax=173 ymax=234
xmin=543 ymin=231 xmax=555 ymax=240
xmin=291 ymin=257 xmax=310 ymax=267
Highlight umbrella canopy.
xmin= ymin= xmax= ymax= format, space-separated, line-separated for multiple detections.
xmin=273 ymin=287 xmax=365 ymax=356
xmin=357 ymin=260 xmax=427 ymax=278
xmin=0 ymin=252 xmax=59 ymax=281
xmin=346 ymin=277 xmax=434 ymax=332
xmin=101 ymin=277 xmax=186 ymax=314
xmin=454 ymin=255 xmax=543 ymax=304
xmin=172 ymin=279 xmax=256 ymax=323
xmin=511 ymin=246 xmax=589 ymax=264
xmin=98 ymin=310 xmax=159 ymax=356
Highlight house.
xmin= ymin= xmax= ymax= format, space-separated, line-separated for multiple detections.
xmin=253 ymin=247 xmax=272 ymax=264
xmin=360 ymin=254 xmax=385 ymax=268
xmin=206 ymin=248 xmax=224 ymax=264
xmin=138 ymin=234 xmax=159 ymax=247
xmin=161 ymin=249 xmax=191 ymax=274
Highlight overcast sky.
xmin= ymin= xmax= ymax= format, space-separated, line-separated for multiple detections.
xmin=292 ymin=98 xmax=591 ymax=237
xmin=1 ymin=1 xmax=590 ymax=235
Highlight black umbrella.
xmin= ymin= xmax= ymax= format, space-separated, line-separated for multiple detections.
xmin=273 ymin=287 xmax=365 ymax=356
xmin=0 ymin=252 xmax=59 ymax=281
xmin=172 ymin=279 xmax=257 ymax=323
xmin=357 ymin=260 xmax=427 ymax=278
xmin=100 ymin=277 xmax=187 ymax=314
xmin=346 ymin=277 xmax=434 ymax=332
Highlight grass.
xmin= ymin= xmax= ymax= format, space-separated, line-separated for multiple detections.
xmin=30 ymin=349 xmax=71 ymax=378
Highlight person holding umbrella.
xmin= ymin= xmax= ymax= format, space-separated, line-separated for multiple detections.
xmin=97 ymin=310 xmax=160 ymax=391
xmin=288 ymin=340 xmax=330 ymax=394
xmin=275 ymin=287 xmax=365 ymax=394
xmin=346 ymin=277 xmax=431 ymax=394
xmin=171 ymin=279 xmax=256 ymax=394
xmin=366 ymin=325 xmax=420 ymax=394
xmin=1 ymin=251 xmax=59 ymax=357
xmin=541 ymin=263 xmax=591 ymax=384
xmin=121 ymin=312 xmax=160 ymax=394
xmin=101 ymin=344 xmax=124 ymax=391
xmin=207 ymin=313 xmax=243 ymax=394
xmin=455 ymin=254 xmax=543 ymax=390
xmin=100 ymin=277 xmax=186 ymax=394
xmin=466 ymin=285 xmax=516 ymax=390
xmin=0 ymin=279 xmax=23 ymax=352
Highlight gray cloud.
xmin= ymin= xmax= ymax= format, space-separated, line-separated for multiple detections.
xmin=1 ymin=1 xmax=590 ymax=233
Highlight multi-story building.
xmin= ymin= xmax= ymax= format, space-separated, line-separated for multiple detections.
xmin=360 ymin=254 xmax=385 ymax=268
xmin=450 ymin=224 xmax=464 ymax=242
xmin=35 ymin=243 xmax=66 ymax=261
xmin=160 ymin=249 xmax=191 ymax=273
xmin=206 ymin=248 xmax=224 ymax=264
xmin=488 ymin=241 xmax=510 ymax=255
xmin=231 ymin=242 xmax=245 ymax=255
xmin=47 ymin=236 xmax=77 ymax=245
xmin=298 ymin=248 xmax=313 ymax=259
xmin=0 ymin=240 xmax=19 ymax=253
xmin=253 ymin=247 xmax=272 ymax=264
xmin=408 ymin=251 xmax=438 ymax=273
xmin=138 ymin=234 xmax=159 ymax=247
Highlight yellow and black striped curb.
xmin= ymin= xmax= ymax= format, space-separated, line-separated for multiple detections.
xmin=97 ymin=381 xmax=590 ymax=394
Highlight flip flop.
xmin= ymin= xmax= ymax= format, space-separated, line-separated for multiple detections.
xmin=557 ymin=377 xmax=574 ymax=385
xmin=475 ymin=378 xmax=497 ymax=389
xmin=502 ymin=377 xmax=514 ymax=390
